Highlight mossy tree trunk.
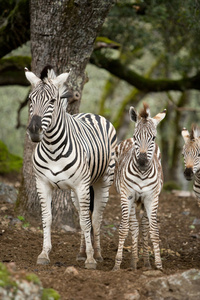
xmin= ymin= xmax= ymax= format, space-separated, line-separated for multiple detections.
xmin=17 ymin=0 xmax=114 ymax=228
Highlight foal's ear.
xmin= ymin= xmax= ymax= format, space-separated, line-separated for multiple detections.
xmin=152 ymin=109 xmax=167 ymax=126
xmin=192 ymin=124 xmax=200 ymax=140
xmin=129 ymin=106 xmax=138 ymax=123
xmin=181 ymin=128 xmax=190 ymax=143
xmin=25 ymin=67 xmax=41 ymax=87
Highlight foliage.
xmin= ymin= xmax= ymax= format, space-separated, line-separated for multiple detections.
xmin=42 ymin=288 xmax=60 ymax=300
xmin=0 ymin=262 xmax=60 ymax=299
xmin=0 ymin=140 xmax=22 ymax=174
xmin=0 ymin=263 xmax=17 ymax=288
xmin=163 ymin=181 xmax=181 ymax=192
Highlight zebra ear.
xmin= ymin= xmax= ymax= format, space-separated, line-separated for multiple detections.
xmin=129 ymin=107 xmax=138 ymax=123
xmin=192 ymin=124 xmax=200 ymax=140
xmin=152 ymin=109 xmax=166 ymax=126
xmin=181 ymin=128 xmax=190 ymax=143
xmin=51 ymin=72 xmax=70 ymax=89
xmin=25 ymin=68 xmax=41 ymax=87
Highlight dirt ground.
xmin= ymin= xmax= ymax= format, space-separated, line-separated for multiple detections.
xmin=0 ymin=177 xmax=200 ymax=300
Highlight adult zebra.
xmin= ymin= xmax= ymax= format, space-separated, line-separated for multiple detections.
xmin=181 ymin=124 xmax=200 ymax=207
xmin=113 ymin=103 xmax=166 ymax=271
xmin=25 ymin=66 xmax=117 ymax=269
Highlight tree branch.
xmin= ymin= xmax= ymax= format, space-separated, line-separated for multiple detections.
xmin=90 ymin=51 xmax=200 ymax=92
xmin=0 ymin=0 xmax=30 ymax=58
xmin=0 ymin=56 xmax=31 ymax=86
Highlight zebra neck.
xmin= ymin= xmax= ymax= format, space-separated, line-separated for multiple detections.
xmin=195 ymin=171 xmax=200 ymax=181
xmin=42 ymin=105 xmax=69 ymax=150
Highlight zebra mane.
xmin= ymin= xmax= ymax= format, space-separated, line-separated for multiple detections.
xmin=190 ymin=124 xmax=200 ymax=140
xmin=139 ymin=102 xmax=150 ymax=119
xmin=40 ymin=65 xmax=56 ymax=81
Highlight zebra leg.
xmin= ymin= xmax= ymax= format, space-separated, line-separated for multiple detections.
xmin=144 ymin=196 xmax=162 ymax=270
xmin=36 ymin=179 xmax=53 ymax=265
xmin=113 ymin=192 xmax=132 ymax=271
xmin=77 ymin=186 xmax=97 ymax=269
xmin=141 ymin=209 xmax=151 ymax=269
xmin=92 ymin=179 xmax=110 ymax=262
xmin=71 ymin=191 xmax=86 ymax=261
xmin=129 ymin=203 xmax=139 ymax=270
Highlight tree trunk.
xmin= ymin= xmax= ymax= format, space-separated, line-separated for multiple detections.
xmin=17 ymin=0 xmax=114 ymax=229
xmin=169 ymin=91 xmax=190 ymax=185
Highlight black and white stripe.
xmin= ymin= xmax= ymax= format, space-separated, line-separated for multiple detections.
xmin=113 ymin=103 xmax=166 ymax=271
xmin=182 ymin=125 xmax=200 ymax=206
xmin=25 ymin=66 xmax=117 ymax=269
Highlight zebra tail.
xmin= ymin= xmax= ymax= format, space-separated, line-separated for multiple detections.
xmin=89 ymin=186 xmax=94 ymax=236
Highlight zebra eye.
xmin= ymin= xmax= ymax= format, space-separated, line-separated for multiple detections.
xmin=152 ymin=136 xmax=156 ymax=141
xmin=49 ymin=99 xmax=56 ymax=104
xmin=198 ymin=153 xmax=200 ymax=157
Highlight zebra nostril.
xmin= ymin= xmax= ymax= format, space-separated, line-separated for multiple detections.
xmin=27 ymin=115 xmax=43 ymax=142
xmin=138 ymin=152 xmax=148 ymax=168
xmin=184 ymin=167 xmax=194 ymax=181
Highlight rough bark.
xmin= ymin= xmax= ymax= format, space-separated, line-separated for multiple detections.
xmin=17 ymin=0 xmax=115 ymax=228
xmin=169 ymin=92 xmax=189 ymax=183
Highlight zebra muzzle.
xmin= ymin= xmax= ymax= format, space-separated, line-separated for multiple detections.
xmin=184 ymin=167 xmax=194 ymax=181
xmin=27 ymin=115 xmax=43 ymax=143
xmin=137 ymin=152 xmax=148 ymax=169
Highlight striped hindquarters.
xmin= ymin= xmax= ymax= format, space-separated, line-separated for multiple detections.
xmin=74 ymin=113 xmax=117 ymax=184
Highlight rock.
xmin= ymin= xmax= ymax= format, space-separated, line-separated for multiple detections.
xmin=61 ymin=224 xmax=77 ymax=232
xmin=143 ymin=269 xmax=200 ymax=300
xmin=171 ymin=190 xmax=195 ymax=198
xmin=64 ymin=266 xmax=79 ymax=276
xmin=143 ymin=270 xmax=163 ymax=277
xmin=0 ymin=262 xmax=60 ymax=300
xmin=0 ymin=182 xmax=18 ymax=204
xmin=124 ymin=290 xmax=140 ymax=300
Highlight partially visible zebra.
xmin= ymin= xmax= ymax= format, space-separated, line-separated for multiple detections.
xmin=25 ymin=66 xmax=117 ymax=269
xmin=181 ymin=124 xmax=200 ymax=207
xmin=113 ymin=103 xmax=166 ymax=271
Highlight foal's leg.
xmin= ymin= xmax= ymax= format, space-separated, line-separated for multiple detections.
xmin=113 ymin=191 xmax=133 ymax=271
xmin=129 ymin=203 xmax=139 ymax=270
xmin=141 ymin=208 xmax=151 ymax=269
xmin=144 ymin=195 xmax=162 ymax=270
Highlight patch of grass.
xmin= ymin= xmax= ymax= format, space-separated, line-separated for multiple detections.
xmin=26 ymin=273 xmax=41 ymax=285
xmin=0 ymin=263 xmax=17 ymax=289
xmin=42 ymin=288 xmax=60 ymax=300
xmin=0 ymin=140 xmax=22 ymax=174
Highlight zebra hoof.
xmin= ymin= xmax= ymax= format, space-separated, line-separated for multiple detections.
xmin=76 ymin=253 xmax=86 ymax=261
xmin=144 ymin=261 xmax=151 ymax=269
xmin=130 ymin=263 xmax=137 ymax=270
xmin=95 ymin=255 xmax=103 ymax=262
xmin=85 ymin=262 xmax=97 ymax=270
xmin=37 ymin=257 xmax=50 ymax=265
xmin=156 ymin=266 xmax=163 ymax=272
xmin=112 ymin=265 xmax=120 ymax=271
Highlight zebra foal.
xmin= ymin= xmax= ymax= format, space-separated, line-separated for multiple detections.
xmin=182 ymin=124 xmax=200 ymax=207
xmin=25 ymin=66 xmax=117 ymax=269
xmin=113 ymin=103 xmax=166 ymax=271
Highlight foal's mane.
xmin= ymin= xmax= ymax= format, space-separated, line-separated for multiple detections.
xmin=139 ymin=102 xmax=150 ymax=119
